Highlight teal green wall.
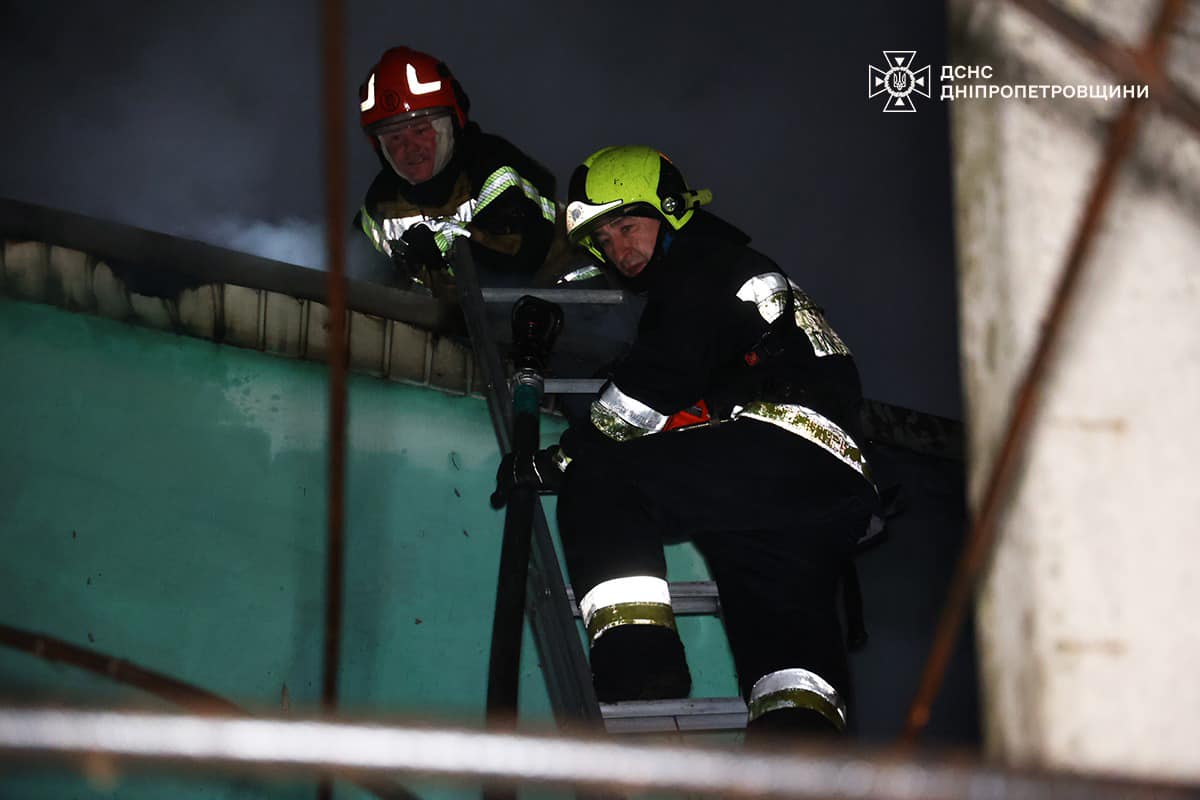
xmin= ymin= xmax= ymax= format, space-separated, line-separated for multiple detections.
xmin=0 ymin=297 xmax=735 ymax=799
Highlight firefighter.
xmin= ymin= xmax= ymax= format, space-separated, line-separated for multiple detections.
xmin=495 ymin=145 xmax=877 ymax=739
xmin=354 ymin=46 xmax=559 ymax=292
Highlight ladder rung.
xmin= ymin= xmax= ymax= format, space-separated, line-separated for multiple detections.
xmin=565 ymin=581 xmax=721 ymax=617
xmin=600 ymin=697 xmax=747 ymax=734
xmin=544 ymin=378 xmax=605 ymax=394
xmin=481 ymin=288 xmax=627 ymax=305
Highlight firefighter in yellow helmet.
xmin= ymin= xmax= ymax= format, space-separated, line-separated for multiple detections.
xmin=496 ymin=145 xmax=878 ymax=740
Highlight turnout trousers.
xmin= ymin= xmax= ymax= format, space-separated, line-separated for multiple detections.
xmin=557 ymin=418 xmax=875 ymax=734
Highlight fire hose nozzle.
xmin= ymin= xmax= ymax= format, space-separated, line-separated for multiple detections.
xmin=510 ymin=295 xmax=564 ymax=374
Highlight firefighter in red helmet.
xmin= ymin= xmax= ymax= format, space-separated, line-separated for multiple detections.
xmin=355 ymin=46 xmax=559 ymax=292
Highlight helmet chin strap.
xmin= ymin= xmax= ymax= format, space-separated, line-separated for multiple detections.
xmin=383 ymin=116 xmax=456 ymax=184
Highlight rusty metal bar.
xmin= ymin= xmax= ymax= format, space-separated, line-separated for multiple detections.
xmin=318 ymin=0 xmax=348 ymax=798
xmin=0 ymin=624 xmax=241 ymax=715
xmin=899 ymin=0 xmax=1188 ymax=745
xmin=0 ymin=626 xmax=420 ymax=800
xmin=3 ymin=708 xmax=1197 ymax=800
xmin=1007 ymin=0 xmax=1200 ymax=138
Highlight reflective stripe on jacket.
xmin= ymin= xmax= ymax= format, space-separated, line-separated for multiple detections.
xmin=359 ymin=165 xmax=555 ymax=258
xmin=582 ymin=218 xmax=872 ymax=483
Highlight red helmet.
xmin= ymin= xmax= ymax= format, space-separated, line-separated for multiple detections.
xmin=358 ymin=46 xmax=469 ymax=133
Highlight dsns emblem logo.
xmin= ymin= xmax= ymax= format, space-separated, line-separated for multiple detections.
xmin=868 ymin=51 xmax=931 ymax=112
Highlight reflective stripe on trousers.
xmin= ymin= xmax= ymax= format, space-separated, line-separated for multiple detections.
xmin=748 ymin=667 xmax=847 ymax=731
xmin=578 ymin=576 xmax=676 ymax=644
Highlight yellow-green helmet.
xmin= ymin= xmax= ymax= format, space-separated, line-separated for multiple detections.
xmin=565 ymin=145 xmax=711 ymax=263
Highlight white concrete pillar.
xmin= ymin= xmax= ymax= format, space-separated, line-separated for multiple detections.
xmin=949 ymin=0 xmax=1200 ymax=783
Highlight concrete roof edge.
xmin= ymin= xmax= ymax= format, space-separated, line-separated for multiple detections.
xmin=0 ymin=197 xmax=452 ymax=331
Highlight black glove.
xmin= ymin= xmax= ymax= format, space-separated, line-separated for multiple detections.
xmin=401 ymin=223 xmax=449 ymax=274
xmin=490 ymin=445 xmax=568 ymax=509
xmin=388 ymin=248 xmax=418 ymax=290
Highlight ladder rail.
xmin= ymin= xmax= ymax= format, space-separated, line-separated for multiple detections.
xmin=600 ymin=697 xmax=748 ymax=734
xmin=481 ymin=287 xmax=627 ymax=305
xmin=449 ymin=247 xmax=607 ymax=731
xmin=453 ymin=253 xmax=749 ymax=755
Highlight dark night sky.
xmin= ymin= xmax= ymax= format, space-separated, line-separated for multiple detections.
xmin=0 ymin=1 xmax=962 ymax=420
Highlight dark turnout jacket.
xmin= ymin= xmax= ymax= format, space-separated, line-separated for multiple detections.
xmin=578 ymin=212 xmax=871 ymax=482
xmin=356 ymin=122 xmax=557 ymax=277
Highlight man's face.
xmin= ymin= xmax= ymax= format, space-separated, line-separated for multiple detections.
xmin=379 ymin=117 xmax=439 ymax=183
xmin=591 ymin=215 xmax=661 ymax=278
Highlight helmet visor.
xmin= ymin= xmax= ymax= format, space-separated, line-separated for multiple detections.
xmin=565 ymin=198 xmax=625 ymax=245
xmin=566 ymin=201 xmax=666 ymax=264
xmin=366 ymin=106 xmax=451 ymax=136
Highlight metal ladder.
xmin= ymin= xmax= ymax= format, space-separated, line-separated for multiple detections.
xmin=455 ymin=252 xmax=749 ymax=739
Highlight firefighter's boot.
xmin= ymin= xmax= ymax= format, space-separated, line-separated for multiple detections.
xmin=589 ymin=625 xmax=692 ymax=703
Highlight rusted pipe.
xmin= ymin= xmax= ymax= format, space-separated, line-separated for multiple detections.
xmin=3 ymin=707 xmax=1197 ymax=800
xmin=319 ymin=0 xmax=349 ymax=797
xmin=0 ymin=623 xmax=240 ymax=715
xmin=0 ymin=625 xmax=419 ymax=800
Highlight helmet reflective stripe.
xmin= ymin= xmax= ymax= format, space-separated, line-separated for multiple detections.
xmin=475 ymin=166 xmax=556 ymax=223
xmin=736 ymin=273 xmax=852 ymax=358
xmin=579 ymin=576 xmax=676 ymax=643
xmin=406 ymin=62 xmax=441 ymax=95
xmin=590 ymin=382 xmax=669 ymax=442
xmin=748 ymin=668 xmax=847 ymax=731
xmin=733 ymin=401 xmax=871 ymax=481
xmin=360 ymin=73 xmax=376 ymax=112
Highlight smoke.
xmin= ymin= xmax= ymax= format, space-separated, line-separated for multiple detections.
xmin=203 ymin=217 xmax=327 ymax=270
xmin=188 ymin=217 xmax=396 ymax=285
